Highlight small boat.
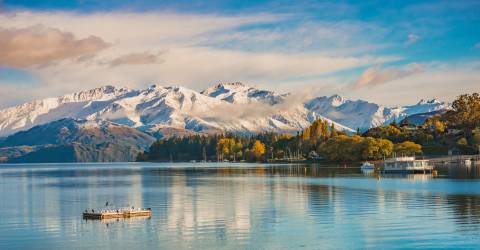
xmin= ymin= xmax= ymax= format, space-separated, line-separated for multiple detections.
xmin=361 ymin=162 xmax=375 ymax=171
xmin=83 ymin=207 xmax=152 ymax=220
xmin=464 ymin=159 xmax=472 ymax=166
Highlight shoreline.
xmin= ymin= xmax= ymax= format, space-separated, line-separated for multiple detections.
xmin=1 ymin=154 xmax=478 ymax=165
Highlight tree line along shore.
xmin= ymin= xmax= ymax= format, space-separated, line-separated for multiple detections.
xmin=137 ymin=93 xmax=480 ymax=163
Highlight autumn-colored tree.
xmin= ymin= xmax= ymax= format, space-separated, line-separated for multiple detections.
xmin=445 ymin=93 xmax=480 ymax=130
xmin=423 ymin=116 xmax=446 ymax=133
xmin=243 ymin=140 xmax=266 ymax=162
xmin=318 ymin=135 xmax=362 ymax=161
xmin=394 ymin=141 xmax=422 ymax=155
xmin=217 ymin=138 xmax=237 ymax=160
xmin=302 ymin=127 xmax=311 ymax=141
xmin=364 ymin=125 xmax=402 ymax=141
xmin=233 ymin=141 xmax=243 ymax=161
xmin=361 ymin=137 xmax=393 ymax=160
xmin=330 ymin=123 xmax=338 ymax=138
xmin=252 ymin=140 xmax=265 ymax=155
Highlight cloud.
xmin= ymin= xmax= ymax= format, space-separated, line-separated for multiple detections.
xmin=405 ymin=33 xmax=419 ymax=46
xmin=354 ymin=63 xmax=425 ymax=88
xmin=200 ymin=20 xmax=390 ymax=55
xmin=108 ymin=51 xmax=165 ymax=67
xmin=0 ymin=26 xmax=109 ymax=67
xmin=0 ymin=10 xmax=396 ymax=108
xmin=191 ymin=88 xmax=313 ymax=123
xmin=0 ymin=11 xmax=279 ymax=48
xmin=345 ymin=62 xmax=480 ymax=106
xmin=27 ymin=46 xmax=395 ymax=100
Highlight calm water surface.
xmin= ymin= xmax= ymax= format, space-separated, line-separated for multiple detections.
xmin=1 ymin=163 xmax=480 ymax=249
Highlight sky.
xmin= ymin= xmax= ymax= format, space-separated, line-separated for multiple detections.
xmin=0 ymin=0 xmax=479 ymax=108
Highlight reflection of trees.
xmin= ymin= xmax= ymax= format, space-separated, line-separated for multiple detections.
xmin=303 ymin=184 xmax=337 ymax=224
xmin=443 ymin=165 xmax=480 ymax=179
xmin=4 ymin=163 xmax=480 ymax=248
xmin=132 ymin=164 xmax=480 ymax=233
xmin=149 ymin=164 xmax=362 ymax=178
xmin=446 ymin=194 xmax=480 ymax=230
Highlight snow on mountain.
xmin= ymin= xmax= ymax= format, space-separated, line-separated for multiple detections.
xmin=0 ymin=86 xmax=135 ymax=136
xmin=305 ymin=95 xmax=448 ymax=130
xmin=0 ymin=83 xmax=344 ymax=137
xmin=201 ymin=82 xmax=287 ymax=104
xmin=0 ymin=82 xmax=447 ymax=137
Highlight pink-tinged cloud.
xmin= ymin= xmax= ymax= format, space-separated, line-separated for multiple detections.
xmin=0 ymin=26 xmax=110 ymax=67
xmin=354 ymin=63 xmax=425 ymax=88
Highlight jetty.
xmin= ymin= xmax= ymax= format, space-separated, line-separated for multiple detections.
xmin=83 ymin=207 xmax=152 ymax=220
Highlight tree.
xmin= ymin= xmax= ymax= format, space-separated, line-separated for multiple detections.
xmin=252 ymin=140 xmax=265 ymax=155
xmin=232 ymin=141 xmax=243 ymax=161
xmin=364 ymin=125 xmax=402 ymax=142
xmin=330 ymin=123 xmax=338 ymax=138
xmin=472 ymin=130 xmax=480 ymax=153
xmin=423 ymin=116 xmax=446 ymax=133
xmin=302 ymin=127 xmax=311 ymax=141
xmin=394 ymin=141 xmax=422 ymax=155
xmin=251 ymin=140 xmax=266 ymax=159
xmin=318 ymin=135 xmax=365 ymax=161
xmin=378 ymin=139 xmax=394 ymax=158
xmin=361 ymin=137 xmax=393 ymax=160
xmin=445 ymin=93 xmax=480 ymax=130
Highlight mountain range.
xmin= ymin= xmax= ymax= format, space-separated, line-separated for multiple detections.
xmin=0 ymin=82 xmax=448 ymax=162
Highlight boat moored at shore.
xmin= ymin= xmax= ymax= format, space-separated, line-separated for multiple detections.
xmin=361 ymin=162 xmax=375 ymax=171
xmin=382 ymin=156 xmax=433 ymax=174
xmin=360 ymin=162 xmax=376 ymax=174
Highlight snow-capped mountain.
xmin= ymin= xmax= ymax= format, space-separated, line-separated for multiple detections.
xmin=0 ymin=82 xmax=447 ymax=137
xmin=0 ymin=86 xmax=135 ymax=136
xmin=201 ymin=82 xmax=287 ymax=104
xmin=305 ymin=95 xmax=448 ymax=130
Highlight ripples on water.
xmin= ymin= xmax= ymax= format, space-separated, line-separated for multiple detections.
xmin=0 ymin=163 xmax=480 ymax=249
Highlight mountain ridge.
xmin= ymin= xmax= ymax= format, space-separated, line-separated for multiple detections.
xmin=0 ymin=118 xmax=155 ymax=162
xmin=0 ymin=82 xmax=448 ymax=137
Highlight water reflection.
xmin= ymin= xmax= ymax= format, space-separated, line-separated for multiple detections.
xmin=0 ymin=163 xmax=480 ymax=249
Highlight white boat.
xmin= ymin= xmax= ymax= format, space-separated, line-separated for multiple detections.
xmin=361 ymin=162 xmax=375 ymax=171
xmin=383 ymin=156 xmax=433 ymax=173
xmin=464 ymin=159 xmax=472 ymax=166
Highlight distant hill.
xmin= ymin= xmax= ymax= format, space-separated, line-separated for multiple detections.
xmin=400 ymin=110 xmax=447 ymax=126
xmin=0 ymin=118 xmax=155 ymax=163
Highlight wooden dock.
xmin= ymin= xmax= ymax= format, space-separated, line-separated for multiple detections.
xmin=83 ymin=208 xmax=152 ymax=220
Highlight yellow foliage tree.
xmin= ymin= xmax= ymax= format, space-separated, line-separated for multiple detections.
xmin=251 ymin=140 xmax=266 ymax=160
xmin=394 ymin=141 xmax=422 ymax=155
xmin=217 ymin=138 xmax=237 ymax=160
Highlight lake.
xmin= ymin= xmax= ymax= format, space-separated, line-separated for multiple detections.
xmin=1 ymin=163 xmax=480 ymax=249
